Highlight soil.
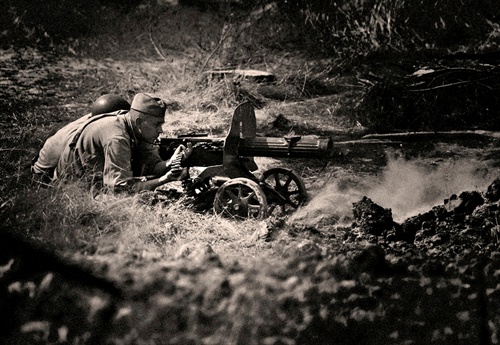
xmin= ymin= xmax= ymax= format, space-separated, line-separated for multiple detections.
xmin=2 ymin=47 xmax=500 ymax=344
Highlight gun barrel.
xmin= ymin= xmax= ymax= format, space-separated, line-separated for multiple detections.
xmin=239 ymin=136 xmax=333 ymax=158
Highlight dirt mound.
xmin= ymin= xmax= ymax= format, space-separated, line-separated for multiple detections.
xmin=352 ymin=196 xmax=396 ymax=236
xmin=352 ymin=178 xmax=500 ymax=257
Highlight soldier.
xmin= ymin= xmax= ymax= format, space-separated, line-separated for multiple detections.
xmin=32 ymin=93 xmax=191 ymax=193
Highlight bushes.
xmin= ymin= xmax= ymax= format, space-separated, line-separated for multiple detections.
xmin=3 ymin=0 xmax=499 ymax=59
xmin=276 ymin=0 xmax=500 ymax=56
xmin=359 ymin=66 xmax=500 ymax=132
xmin=0 ymin=0 xmax=125 ymax=48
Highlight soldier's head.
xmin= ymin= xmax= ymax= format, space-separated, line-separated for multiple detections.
xmin=91 ymin=94 xmax=131 ymax=116
xmin=129 ymin=93 xmax=167 ymax=143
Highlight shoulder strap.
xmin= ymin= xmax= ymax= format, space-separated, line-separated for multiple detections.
xmin=69 ymin=110 xmax=128 ymax=148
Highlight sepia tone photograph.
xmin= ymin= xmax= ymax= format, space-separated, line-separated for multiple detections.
xmin=1 ymin=0 xmax=500 ymax=344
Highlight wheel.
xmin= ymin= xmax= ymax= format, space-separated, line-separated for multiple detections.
xmin=259 ymin=168 xmax=308 ymax=215
xmin=213 ymin=178 xmax=268 ymax=219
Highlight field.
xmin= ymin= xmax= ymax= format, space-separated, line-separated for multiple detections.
xmin=2 ymin=1 xmax=500 ymax=344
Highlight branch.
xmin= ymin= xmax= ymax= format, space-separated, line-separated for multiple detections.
xmin=149 ymin=28 xmax=168 ymax=61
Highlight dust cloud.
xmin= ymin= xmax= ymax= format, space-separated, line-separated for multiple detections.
xmin=290 ymin=154 xmax=499 ymax=226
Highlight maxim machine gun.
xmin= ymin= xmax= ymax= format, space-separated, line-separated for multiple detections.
xmin=159 ymin=102 xmax=333 ymax=219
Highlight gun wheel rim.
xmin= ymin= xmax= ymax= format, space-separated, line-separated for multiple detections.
xmin=260 ymin=168 xmax=308 ymax=215
xmin=214 ymin=178 xmax=268 ymax=219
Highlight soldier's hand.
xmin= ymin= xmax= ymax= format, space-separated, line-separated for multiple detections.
xmin=167 ymin=142 xmax=192 ymax=168
xmin=173 ymin=142 xmax=193 ymax=160
xmin=165 ymin=167 xmax=189 ymax=181
xmin=157 ymin=167 xmax=189 ymax=186
xmin=182 ymin=142 xmax=193 ymax=160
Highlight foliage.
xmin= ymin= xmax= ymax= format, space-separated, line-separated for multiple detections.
xmin=1 ymin=0 xmax=102 ymax=48
xmin=359 ymin=66 xmax=500 ymax=132
xmin=3 ymin=0 xmax=499 ymax=60
xmin=276 ymin=0 xmax=500 ymax=57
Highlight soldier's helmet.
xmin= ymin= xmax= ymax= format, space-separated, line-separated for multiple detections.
xmin=91 ymin=94 xmax=131 ymax=116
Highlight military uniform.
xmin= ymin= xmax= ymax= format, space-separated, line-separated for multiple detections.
xmin=32 ymin=92 xmax=184 ymax=193
xmin=33 ymin=112 xmax=167 ymax=192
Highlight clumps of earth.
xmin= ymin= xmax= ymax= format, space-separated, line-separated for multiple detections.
xmin=350 ymin=177 xmax=500 ymax=257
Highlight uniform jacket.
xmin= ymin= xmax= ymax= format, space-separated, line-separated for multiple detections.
xmin=33 ymin=111 xmax=166 ymax=191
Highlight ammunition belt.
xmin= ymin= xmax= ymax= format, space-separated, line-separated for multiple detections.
xmin=170 ymin=154 xmax=183 ymax=177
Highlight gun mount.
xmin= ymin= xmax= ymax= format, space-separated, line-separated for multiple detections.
xmin=159 ymin=102 xmax=333 ymax=219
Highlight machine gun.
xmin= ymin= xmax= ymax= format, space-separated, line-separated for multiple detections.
xmin=158 ymin=102 xmax=333 ymax=219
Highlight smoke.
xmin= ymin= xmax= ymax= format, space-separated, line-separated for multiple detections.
xmin=366 ymin=155 xmax=495 ymax=222
xmin=290 ymin=154 xmax=498 ymax=226
xmin=288 ymin=183 xmax=363 ymax=227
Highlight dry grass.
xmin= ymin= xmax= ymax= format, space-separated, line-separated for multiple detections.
xmin=6 ymin=181 xmax=277 ymax=262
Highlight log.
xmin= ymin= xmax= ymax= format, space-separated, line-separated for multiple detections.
xmin=362 ymin=130 xmax=500 ymax=141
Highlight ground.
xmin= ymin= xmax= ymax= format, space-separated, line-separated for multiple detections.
xmin=2 ymin=44 xmax=500 ymax=345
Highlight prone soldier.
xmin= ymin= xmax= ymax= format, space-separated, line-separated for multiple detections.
xmin=32 ymin=93 xmax=192 ymax=193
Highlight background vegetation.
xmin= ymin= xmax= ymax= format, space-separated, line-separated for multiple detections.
xmin=3 ymin=0 xmax=500 ymax=56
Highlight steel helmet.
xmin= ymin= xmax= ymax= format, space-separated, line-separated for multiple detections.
xmin=91 ymin=94 xmax=131 ymax=116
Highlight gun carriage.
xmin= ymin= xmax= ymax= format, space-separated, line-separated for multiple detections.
xmin=159 ymin=102 xmax=333 ymax=219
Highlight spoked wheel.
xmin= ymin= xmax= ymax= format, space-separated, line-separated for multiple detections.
xmin=213 ymin=178 xmax=268 ymax=219
xmin=259 ymin=168 xmax=308 ymax=215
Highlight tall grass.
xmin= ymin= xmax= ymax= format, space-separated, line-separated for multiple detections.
xmin=3 ymin=0 xmax=499 ymax=58
xmin=279 ymin=0 xmax=500 ymax=57
xmin=2 ymin=179 xmax=277 ymax=263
